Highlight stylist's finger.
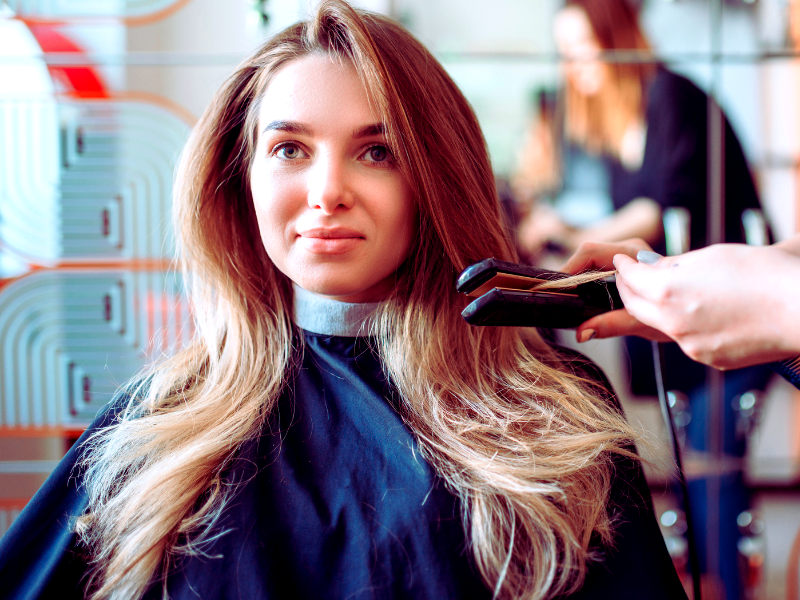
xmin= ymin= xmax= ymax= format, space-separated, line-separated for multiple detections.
xmin=612 ymin=253 xmax=681 ymax=303
xmin=562 ymin=239 xmax=651 ymax=274
xmin=562 ymin=241 xmax=612 ymax=274
xmin=575 ymin=309 xmax=672 ymax=343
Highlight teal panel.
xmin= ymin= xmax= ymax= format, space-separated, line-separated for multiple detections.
xmin=0 ymin=270 xmax=192 ymax=427
xmin=0 ymin=99 xmax=190 ymax=262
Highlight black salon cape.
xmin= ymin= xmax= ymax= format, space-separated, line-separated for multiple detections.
xmin=608 ymin=67 xmax=762 ymax=252
xmin=0 ymin=332 xmax=686 ymax=600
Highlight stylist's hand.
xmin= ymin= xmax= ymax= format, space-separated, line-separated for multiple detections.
xmin=563 ymin=240 xmax=672 ymax=343
xmin=614 ymin=243 xmax=800 ymax=370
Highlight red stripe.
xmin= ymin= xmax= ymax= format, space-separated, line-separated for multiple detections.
xmin=25 ymin=23 xmax=110 ymax=99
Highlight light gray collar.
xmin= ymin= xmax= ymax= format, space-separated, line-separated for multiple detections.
xmin=292 ymin=284 xmax=381 ymax=337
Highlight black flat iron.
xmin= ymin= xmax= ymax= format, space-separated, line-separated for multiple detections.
xmin=456 ymin=258 xmax=622 ymax=329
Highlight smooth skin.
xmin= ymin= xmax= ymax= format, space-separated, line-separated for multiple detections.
xmin=250 ymin=53 xmax=417 ymax=303
xmin=563 ymin=236 xmax=800 ymax=370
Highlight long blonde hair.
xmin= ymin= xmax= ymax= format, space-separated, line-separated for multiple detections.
xmin=77 ymin=2 xmax=638 ymax=599
xmin=562 ymin=0 xmax=655 ymax=157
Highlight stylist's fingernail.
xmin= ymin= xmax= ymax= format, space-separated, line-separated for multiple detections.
xmin=578 ymin=329 xmax=596 ymax=343
xmin=636 ymin=250 xmax=664 ymax=265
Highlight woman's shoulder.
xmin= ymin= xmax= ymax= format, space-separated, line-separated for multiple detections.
xmin=548 ymin=344 xmax=610 ymax=382
xmin=646 ymin=68 xmax=708 ymax=128
xmin=543 ymin=348 xmax=688 ymax=599
xmin=650 ymin=68 xmax=706 ymax=101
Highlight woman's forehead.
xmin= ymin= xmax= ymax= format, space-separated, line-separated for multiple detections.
xmin=256 ymin=54 xmax=382 ymax=135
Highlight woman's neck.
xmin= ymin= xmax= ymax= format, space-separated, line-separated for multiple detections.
xmin=292 ymin=284 xmax=381 ymax=337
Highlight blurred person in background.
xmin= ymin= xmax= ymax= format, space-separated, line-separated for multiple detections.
xmin=517 ymin=0 xmax=763 ymax=259
xmin=511 ymin=1 xmax=773 ymax=598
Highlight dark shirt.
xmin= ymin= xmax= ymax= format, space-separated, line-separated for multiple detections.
xmin=0 ymin=332 xmax=686 ymax=599
xmin=608 ymin=67 xmax=762 ymax=251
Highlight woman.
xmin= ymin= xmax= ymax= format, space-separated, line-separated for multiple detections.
xmin=0 ymin=2 xmax=684 ymax=599
xmin=519 ymin=0 xmax=762 ymax=256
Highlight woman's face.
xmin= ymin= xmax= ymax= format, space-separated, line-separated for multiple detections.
xmin=250 ymin=54 xmax=417 ymax=303
xmin=553 ymin=7 xmax=606 ymax=97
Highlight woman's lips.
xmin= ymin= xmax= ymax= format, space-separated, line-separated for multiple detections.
xmin=297 ymin=228 xmax=365 ymax=254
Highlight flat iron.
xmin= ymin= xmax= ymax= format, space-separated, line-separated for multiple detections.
xmin=457 ymin=258 xmax=622 ymax=329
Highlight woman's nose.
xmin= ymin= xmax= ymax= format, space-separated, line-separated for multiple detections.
xmin=307 ymin=154 xmax=355 ymax=213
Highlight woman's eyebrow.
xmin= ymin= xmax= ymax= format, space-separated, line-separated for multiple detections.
xmin=262 ymin=120 xmax=312 ymax=135
xmin=353 ymin=123 xmax=385 ymax=139
xmin=261 ymin=120 xmax=384 ymax=138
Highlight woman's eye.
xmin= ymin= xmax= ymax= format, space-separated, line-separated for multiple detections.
xmin=361 ymin=145 xmax=392 ymax=164
xmin=274 ymin=144 xmax=306 ymax=160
